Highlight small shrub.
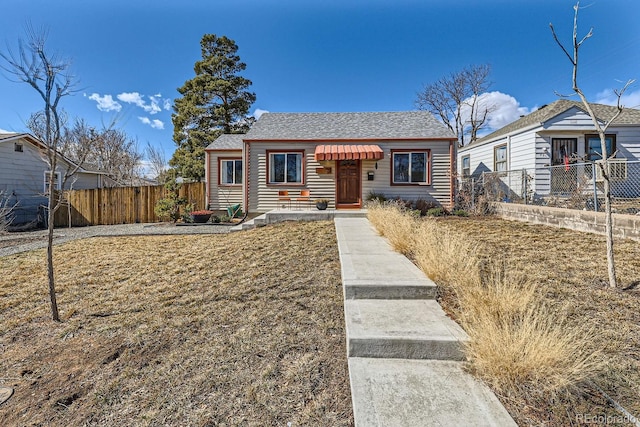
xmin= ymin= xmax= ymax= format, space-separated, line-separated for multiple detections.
xmin=413 ymin=199 xmax=439 ymax=216
xmin=155 ymin=197 xmax=185 ymax=222
xmin=366 ymin=191 xmax=387 ymax=203
xmin=426 ymin=207 xmax=446 ymax=217
xmin=154 ymin=176 xmax=187 ymax=222
xmin=452 ymin=209 xmax=469 ymax=217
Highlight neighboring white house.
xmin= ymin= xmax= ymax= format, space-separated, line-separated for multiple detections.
xmin=458 ymin=100 xmax=640 ymax=199
xmin=205 ymin=111 xmax=458 ymax=214
xmin=0 ymin=133 xmax=115 ymax=225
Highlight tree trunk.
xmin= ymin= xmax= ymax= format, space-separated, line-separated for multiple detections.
xmin=602 ymin=164 xmax=617 ymax=287
xmin=47 ymin=189 xmax=60 ymax=322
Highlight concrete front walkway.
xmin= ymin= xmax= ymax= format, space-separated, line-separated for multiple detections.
xmin=334 ymin=217 xmax=516 ymax=427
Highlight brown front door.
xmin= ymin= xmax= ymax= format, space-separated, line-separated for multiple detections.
xmin=336 ymin=160 xmax=361 ymax=208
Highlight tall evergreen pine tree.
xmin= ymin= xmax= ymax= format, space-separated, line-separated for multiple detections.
xmin=170 ymin=34 xmax=255 ymax=181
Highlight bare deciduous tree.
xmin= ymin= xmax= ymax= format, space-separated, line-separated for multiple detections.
xmin=1 ymin=27 xmax=81 ymax=321
xmin=0 ymin=190 xmax=18 ymax=233
xmin=145 ymin=142 xmax=168 ymax=183
xmin=550 ymin=1 xmax=635 ymax=288
xmin=415 ymin=64 xmax=495 ymax=147
xmin=28 ymin=115 xmax=143 ymax=185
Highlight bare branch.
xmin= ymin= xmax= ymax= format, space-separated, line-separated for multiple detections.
xmin=549 ymin=23 xmax=575 ymax=66
xmin=415 ymin=64 xmax=494 ymax=146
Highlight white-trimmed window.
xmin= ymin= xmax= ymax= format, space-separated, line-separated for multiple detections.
xmin=220 ymin=159 xmax=242 ymax=185
xmin=461 ymin=155 xmax=470 ymax=177
xmin=494 ymin=144 xmax=508 ymax=172
xmin=392 ymin=151 xmax=429 ymax=184
xmin=44 ymin=171 xmax=61 ymax=194
xmin=268 ymin=151 xmax=303 ymax=184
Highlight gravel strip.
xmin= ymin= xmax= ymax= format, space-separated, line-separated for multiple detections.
xmin=0 ymin=223 xmax=232 ymax=257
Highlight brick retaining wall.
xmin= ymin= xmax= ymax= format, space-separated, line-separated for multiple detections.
xmin=493 ymin=202 xmax=640 ymax=242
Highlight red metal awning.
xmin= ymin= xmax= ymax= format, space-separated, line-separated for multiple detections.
xmin=314 ymin=144 xmax=384 ymax=161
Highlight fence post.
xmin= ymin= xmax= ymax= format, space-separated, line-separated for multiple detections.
xmin=523 ymin=170 xmax=528 ymax=205
xmin=471 ymin=178 xmax=475 ymax=211
xmin=592 ymin=166 xmax=598 ymax=212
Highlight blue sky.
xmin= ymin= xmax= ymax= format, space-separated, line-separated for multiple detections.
xmin=1 ymin=0 xmax=639 ymax=173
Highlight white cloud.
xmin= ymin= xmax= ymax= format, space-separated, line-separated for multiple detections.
xmin=595 ymin=88 xmax=640 ymax=109
xmin=138 ymin=116 xmax=164 ymax=130
xmin=87 ymin=93 xmax=122 ymax=112
xmin=117 ymin=92 xmax=171 ymax=115
xmin=0 ymin=127 xmax=11 ymax=133
xmin=253 ymin=108 xmax=269 ymax=119
xmin=459 ymin=91 xmax=533 ymax=138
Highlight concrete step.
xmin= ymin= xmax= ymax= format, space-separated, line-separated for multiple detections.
xmin=349 ymin=358 xmax=517 ymax=427
xmin=345 ymin=299 xmax=468 ymax=360
xmin=229 ymin=214 xmax=267 ymax=232
xmin=340 ymin=252 xmax=437 ymax=299
xmin=336 ymin=217 xmax=437 ymax=300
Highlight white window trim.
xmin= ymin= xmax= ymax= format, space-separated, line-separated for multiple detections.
xmin=220 ymin=159 xmax=242 ymax=186
xmin=44 ymin=171 xmax=61 ymax=194
xmin=494 ymin=144 xmax=508 ymax=172
xmin=461 ymin=155 xmax=471 ymax=177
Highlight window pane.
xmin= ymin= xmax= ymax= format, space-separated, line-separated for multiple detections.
xmin=271 ymin=154 xmax=285 ymax=182
xmin=234 ymin=160 xmax=243 ymax=184
xmin=495 ymin=146 xmax=507 ymax=172
xmin=587 ymin=137 xmax=613 ymax=160
xmin=224 ymin=161 xmax=234 ymax=184
xmin=462 ymin=157 xmax=470 ymax=169
xmin=286 ymin=153 xmax=302 ymax=183
xmin=411 ymin=153 xmax=426 ymax=182
xmin=394 ymin=153 xmax=409 ymax=182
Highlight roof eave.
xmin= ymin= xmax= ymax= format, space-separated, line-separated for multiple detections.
xmin=461 ymin=122 xmax=543 ymax=152
xmin=244 ymin=136 xmax=457 ymax=143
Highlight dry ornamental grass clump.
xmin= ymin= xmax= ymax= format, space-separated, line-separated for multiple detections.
xmin=367 ymin=205 xmax=627 ymax=426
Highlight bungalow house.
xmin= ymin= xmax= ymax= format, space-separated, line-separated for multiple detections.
xmin=458 ymin=99 xmax=640 ymax=199
xmin=0 ymin=133 xmax=115 ymax=225
xmin=205 ymin=111 xmax=457 ymax=214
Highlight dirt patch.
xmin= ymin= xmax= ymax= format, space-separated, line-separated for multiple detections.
xmin=0 ymin=221 xmax=353 ymax=426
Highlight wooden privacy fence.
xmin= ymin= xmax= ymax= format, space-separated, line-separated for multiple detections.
xmin=54 ymin=182 xmax=206 ymax=227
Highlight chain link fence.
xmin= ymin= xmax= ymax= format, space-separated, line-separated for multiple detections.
xmin=458 ymin=160 xmax=640 ymax=215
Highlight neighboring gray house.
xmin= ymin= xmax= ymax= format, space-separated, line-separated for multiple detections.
xmin=458 ymin=100 xmax=640 ymax=198
xmin=0 ymin=133 xmax=115 ymax=224
xmin=205 ymin=111 xmax=457 ymax=213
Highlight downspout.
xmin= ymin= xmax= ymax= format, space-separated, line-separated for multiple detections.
xmin=204 ymin=149 xmax=210 ymax=209
xmin=236 ymin=140 xmax=250 ymax=224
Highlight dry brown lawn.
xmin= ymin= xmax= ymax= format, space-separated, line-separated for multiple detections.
xmin=0 ymin=221 xmax=353 ymax=426
xmin=437 ymin=216 xmax=640 ymax=426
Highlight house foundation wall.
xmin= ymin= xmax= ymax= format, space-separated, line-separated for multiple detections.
xmin=493 ymin=202 xmax=640 ymax=242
